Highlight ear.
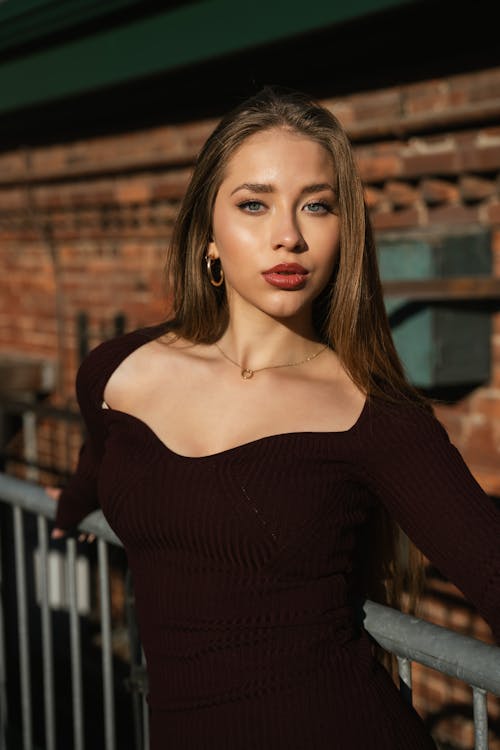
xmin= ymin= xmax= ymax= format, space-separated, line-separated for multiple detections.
xmin=207 ymin=236 xmax=220 ymax=260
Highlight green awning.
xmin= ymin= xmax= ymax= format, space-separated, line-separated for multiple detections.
xmin=0 ymin=0 xmax=420 ymax=116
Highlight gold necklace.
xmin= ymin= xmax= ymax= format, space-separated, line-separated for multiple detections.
xmin=214 ymin=341 xmax=329 ymax=379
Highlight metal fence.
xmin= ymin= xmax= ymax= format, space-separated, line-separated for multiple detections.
xmin=1 ymin=471 xmax=499 ymax=750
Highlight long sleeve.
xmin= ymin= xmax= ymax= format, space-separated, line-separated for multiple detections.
xmin=359 ymin=398 xmax=500 ymax=645
xmin=53 ymin=321 xmax=170 ymax=532
xmin=54 ymin=352 xmax=106 ymax=532
xmin=54 ymin=439 xmax=100 ymax=531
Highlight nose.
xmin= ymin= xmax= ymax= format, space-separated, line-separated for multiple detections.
xmin=270 ymin=208 xmax=306 ymax=252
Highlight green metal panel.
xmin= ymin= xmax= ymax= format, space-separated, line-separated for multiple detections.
xmin=0 ymin=0 xmax=422 ymax=115
xmin=378 ymin=240 xmax=433 ymax=386
xmin=377 ymin=227 xmax=492 ymax=388
xmin=0 ymin=0 xmax=147 ymax=52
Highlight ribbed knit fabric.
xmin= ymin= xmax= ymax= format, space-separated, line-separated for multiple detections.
xmin=55 ymin=323 xmax=500 ymax=750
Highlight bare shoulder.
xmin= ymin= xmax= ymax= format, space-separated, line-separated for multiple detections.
xmin=315 ymin=346 xmax=367 ymax=410
xmin=102 ymin=331 xmax=212 ymax=408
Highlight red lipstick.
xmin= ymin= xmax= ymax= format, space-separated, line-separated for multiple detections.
xmin=262 ymin=262 xmax=308 ymax=290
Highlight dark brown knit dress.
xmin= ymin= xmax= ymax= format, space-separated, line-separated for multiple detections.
xmin=55 ymin=323 xmax=500 ymax=750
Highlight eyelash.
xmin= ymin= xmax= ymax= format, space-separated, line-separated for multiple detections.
xmin=237 ymin=200 xmax=334 ymax=214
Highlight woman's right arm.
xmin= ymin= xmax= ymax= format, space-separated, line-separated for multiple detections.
xmin=46 ymin=323 xmax=163 ymax=542
xmin=49 ymin=438 xmax=101 ymax=542
xmin=47 ymin=349 xmax=107 ymax=542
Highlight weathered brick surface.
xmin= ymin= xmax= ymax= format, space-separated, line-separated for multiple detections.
xmin=421 ymin=178 xmax=460 ymax=205
xmin=346 ymin=88 xmax=403 ymax=124
xmin=427 ymin=204 xmax=481 ymax=225
xmin=459 ymin=175 xmax=497 ymax=202
xmin=372 ymin=206 xmax=423 ymax=230
xmin=385 ymin=179 xmax=420 ymax=207
xmin=356 ymin=143 xmax=404 ymax=181
xmin=451 ymin=68 xmax=500 ymax=103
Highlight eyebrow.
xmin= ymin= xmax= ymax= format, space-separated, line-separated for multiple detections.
xmin=230 ymin=182 xmax=335 ymax=196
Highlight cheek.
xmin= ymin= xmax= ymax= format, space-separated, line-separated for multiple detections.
xmin=221 ymin=225 xmax=256 ymax=253
xmin=310 ymin=221 xmax=340 ymax=261
xmin=214 ymin=214 xmax=262 ymax=260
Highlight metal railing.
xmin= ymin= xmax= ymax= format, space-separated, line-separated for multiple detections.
xmin=1 ymin=471 xmax=499 ymax=750
xmin=0 ymin=472 xmax=148 ymax=750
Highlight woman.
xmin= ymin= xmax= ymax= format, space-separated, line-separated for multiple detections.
xmin=50 ymin=85 xmax=500 ymax=749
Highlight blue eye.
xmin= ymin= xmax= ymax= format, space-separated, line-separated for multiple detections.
xmin=304 ymin=201 xmax=332 ymax=213
xmin=238 ymin=200 xmax=264 ymax=212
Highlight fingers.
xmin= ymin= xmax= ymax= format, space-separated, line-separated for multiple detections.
xmin=45 ymin=486 xmax=62 ymax=501
xmin=46 ymin=486 xmax=95 ymax=543
xmin=78 ymin=532 xmax=96 ymax=544
xmin=50 ymin=527 xmax=96 ymax=543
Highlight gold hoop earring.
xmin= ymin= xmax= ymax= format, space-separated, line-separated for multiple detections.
xmin=205 ymin=255 xmax=224 ymax=287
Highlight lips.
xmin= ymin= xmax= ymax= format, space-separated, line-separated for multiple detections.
xmin=262 ymin=263 xmax=308 ymax=274
xmin=262 ymin=263 xmax=309 ymax=290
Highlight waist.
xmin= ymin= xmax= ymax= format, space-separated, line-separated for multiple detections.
xmin=141 ymin=607 xmax=364 ymax=710
xmin=131 ymin=562 xmax=353 ymax=627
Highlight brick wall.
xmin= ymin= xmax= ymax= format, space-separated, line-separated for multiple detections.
xmin=2 ymin=65 xmax=500 ymax=749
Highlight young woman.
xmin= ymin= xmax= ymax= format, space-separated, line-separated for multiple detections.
xmin=50 ymin=86 xmax=500 ymax=749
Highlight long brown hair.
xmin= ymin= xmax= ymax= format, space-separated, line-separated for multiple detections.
xmin=162 ymin=85 xmax=435 ymax=676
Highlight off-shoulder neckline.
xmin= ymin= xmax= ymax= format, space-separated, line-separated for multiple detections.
xmin=95 ymin=323 xmax=370 ymax=461
xmin=100 ymin=396 xmax=370 ymax=461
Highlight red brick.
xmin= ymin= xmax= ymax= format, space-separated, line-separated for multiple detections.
xmin=322 ymin=99 xmax=356 ymax=129
xmin=0 ymin=188 xmax=26 ymax=210
xmin=355 ymin=145 xmax=403 ymax=181
xmin=402 ymin=79 xmax=453 ymax=117
xmin=371 ymin=207 xmax=423 ymax=230
xmin=461 ymin=415 xmax=500 ymax=467
xmin=461 ymin=137 xmax=500 ymax=172
xmin=350 ymin=89 xmax=402 ymax=123
xmin=470 ymin=391 xmax=500 ymax=421
xmin=460 ymin=174 xmax=497 ymax=201
xmin=384 ymin=180 xmax=419 ymax=207
xmin=421 ymin=178 xmax=460 ymax=204
xmin=151 ymin=172 xmax=191 ymax=200
xmin=427 ymin=203 xmax=480 ymax=224
xmin=363 ymin=185 xmax=387 ymax=209
xmin=401 ymin=149 xmax=460 ymax=177
xmin=486 ymin=201 xmax=500 ymax=225
xmin=0 ymin=150 xmax=27 ymax=181
xmin=115 ymin=181 xmax=153 ymax=205
xmin=451 ymin=68 xmax=500 ymax=104
xmin=433 ymin=410 xmax=468 ymax=451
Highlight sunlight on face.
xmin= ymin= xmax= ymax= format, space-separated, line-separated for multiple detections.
xmin=208 ymin=128 xmax=341 ymax=323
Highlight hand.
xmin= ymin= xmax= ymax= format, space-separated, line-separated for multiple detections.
xmin=45 ymin=485 xmax=96 ymax=544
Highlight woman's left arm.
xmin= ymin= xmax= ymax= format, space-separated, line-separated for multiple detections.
xmin=361 ymin=400 xmax=500 ymax=645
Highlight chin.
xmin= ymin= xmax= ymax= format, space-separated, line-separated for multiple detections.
xmin=265 ymin=302 xmax=313 ymax=321
xmin=230 ymin=287 xmax=315 ymax=320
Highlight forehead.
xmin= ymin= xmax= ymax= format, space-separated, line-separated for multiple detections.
xmin=221 ymin=128 xmax=335 ymax=185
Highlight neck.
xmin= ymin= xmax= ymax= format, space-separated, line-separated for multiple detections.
xmin=217 ymin=315 xmax=323 ymax=371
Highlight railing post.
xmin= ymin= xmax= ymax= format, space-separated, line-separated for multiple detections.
xmin=13 ymin=506 xmax=32 ymax=750
xmin=22 ymin=410 xmax=38 ymax=483
xmin=67 ymin=537 xmax=85 ymax=750
xmin=397 ymin=656 xmax=413 ymax=705
xmin=472 ymin=686 xmax=489 ymax=750
xmin=0 ymin=514 xmax=7 ymax=750
xmin=37 ymin=514 xmax=56 ymax=750
xmin=97 ymin=538 xmax=116 ymax=750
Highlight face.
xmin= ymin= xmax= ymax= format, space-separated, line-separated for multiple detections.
xmin=207 ymin=128 xmax=341 ymax=326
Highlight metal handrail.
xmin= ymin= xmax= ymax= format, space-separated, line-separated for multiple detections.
xmin=1 ymin=471 xmax=499 ymax=750
xmin=363 ymin=599 xmax=500 ymax=696
xmin=0 ymin=470 xmax=120 ymax=546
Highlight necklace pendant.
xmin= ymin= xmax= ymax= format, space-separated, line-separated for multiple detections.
xmin=241 ymin=368 xmax=254 ymax=379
